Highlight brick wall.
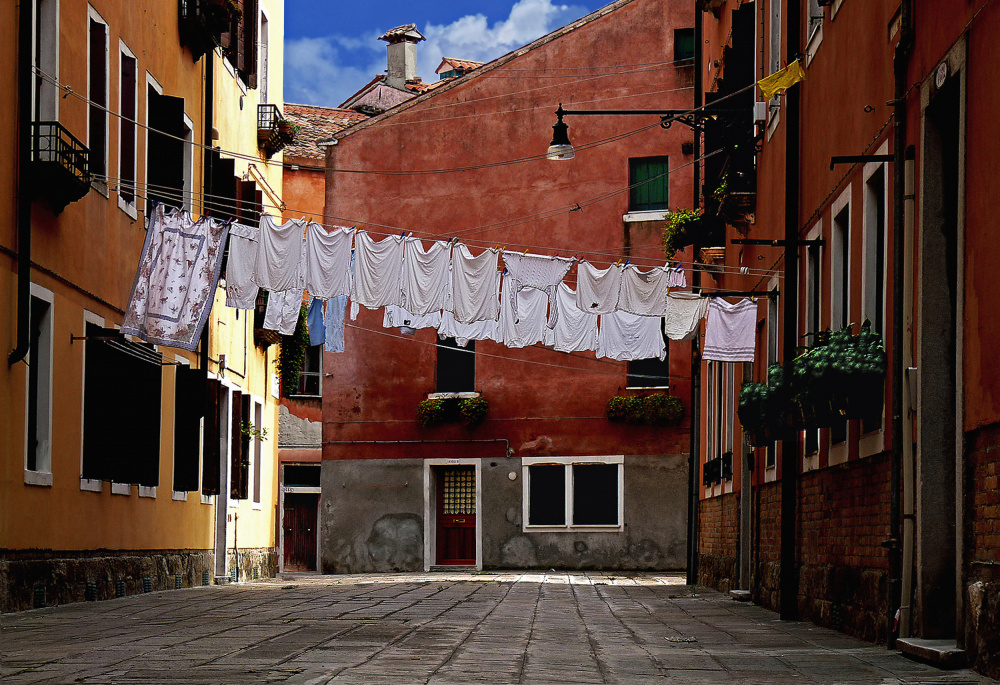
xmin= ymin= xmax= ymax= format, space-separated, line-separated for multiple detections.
xmin=753 ymin=481 xmax=782 ymax=612
xmin=698 ymin=493 xmax=739 ymax=591
xmin=965 ymin=422 xmax=1000 ymax=679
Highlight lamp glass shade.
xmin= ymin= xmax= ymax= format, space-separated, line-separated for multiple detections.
xmin=547 ymin=144 xmax=575 ymax=161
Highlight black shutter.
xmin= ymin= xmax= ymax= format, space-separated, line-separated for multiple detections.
xmin=133 ymin=342 xmax=163 ymax=487
xmin=243 ymin=0 xmax=258 ymax=88
xmin=232 ymin=0 xmax=246 ymax=74
xmin=173 ymin=366 xmax=206 ymax=492
xmin=202 ymin=378 xmax=222 ymax=495
xmin=210 ymin=153 xmax=237 ymax=221
xmin=230 ymin=390 xmax=245 ymax=499
xmin=238 ymin=179 xmax=260 ymax=224
xmin=82 ymin=324 xmax=115 ymax=481
xmin=147 ymin=90 xmax=186 ymax=210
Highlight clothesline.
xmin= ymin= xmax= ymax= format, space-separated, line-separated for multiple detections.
xmin=100 ymin=176 xmax=781 ymax=280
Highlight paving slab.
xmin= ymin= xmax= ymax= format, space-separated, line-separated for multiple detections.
xmin=1 ymin=572 xmax=996 ymax=684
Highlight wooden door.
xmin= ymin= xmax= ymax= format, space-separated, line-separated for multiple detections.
xmin=436 ymin=467 xmax=476 ymax=565
xmin=283 ymin=493 xmax=318 ymax=571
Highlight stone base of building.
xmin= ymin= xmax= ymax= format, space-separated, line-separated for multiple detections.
xmin=0 ymin=550 xmax=215 ymax=613
xmin=227 ymin=547 xmax=279 ymax=583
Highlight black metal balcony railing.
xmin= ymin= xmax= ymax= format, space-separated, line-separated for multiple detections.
xmin=31 ymin=121 xmax=91 ymax=213
xmin=257 ymin=104 xmax=293 ymax=159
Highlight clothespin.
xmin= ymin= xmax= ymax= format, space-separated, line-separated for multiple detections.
xmin=614 ymin=258 xmax=621 ymax=266
xmin=523 ymin=248 xmax=528 ymax=257
xmin=624 ymin=259 xmax=630 ymax=266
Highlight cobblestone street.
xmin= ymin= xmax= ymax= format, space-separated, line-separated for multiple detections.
xmin=1 ymin=572 xmax=994 ymax=684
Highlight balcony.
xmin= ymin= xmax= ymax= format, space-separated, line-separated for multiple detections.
xmin=257 ymin=104 xmax=295 ymax=159
xmin=30 ymin=121 xmax=90 ymax=213
xmin=179 ymin=0 xmax=240 ymax=61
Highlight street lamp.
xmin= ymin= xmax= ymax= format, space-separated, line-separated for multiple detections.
xmin=545 ymin=102 xmax=742 ymax=161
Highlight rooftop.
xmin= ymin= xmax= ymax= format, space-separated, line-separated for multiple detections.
xmin=282 ymin=104 xmax=370 ymax=160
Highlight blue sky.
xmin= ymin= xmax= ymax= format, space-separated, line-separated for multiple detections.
xmin=284 ymin=0 xmax=601 ymax=107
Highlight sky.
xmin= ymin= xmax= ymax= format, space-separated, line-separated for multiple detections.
xmin=283 ymin=0 xmax=602 ymax=108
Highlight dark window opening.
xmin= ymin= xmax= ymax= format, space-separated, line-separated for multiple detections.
xmin=629 ymin=157 xmax=669 ymax=212
xmin=573 ymin=464 xmax=619 ymax=525
xmin=294 ymin=345 xmax=322 ymax=396
xmin=26 ymin=296 xmax=51 ymax=472
xmin=88 ymin=18 xmax=107 ymax=178
xmin=147 ymin=89 xmax=186 ymax=211
xmin=528 ymin=464 xmax=565 ymax=526
xmin=674 ymin=28 xmax=695 ymax=63
xmin=223 ymin=0 xmax=259 ymax=88
xmin=436 ymin=337 xmax=475 ymax=393
xmin=119 ymin=53 xmax=137 ymax=204
xmin=627 ymin=319 xmax=669 ymax=387
xmin=284 ymin=464 xmax=321 ymax=488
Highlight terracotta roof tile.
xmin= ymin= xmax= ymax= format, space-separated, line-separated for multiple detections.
xmin=436 ymin=57 xmax=484 ymax=74
xmin=282 ymin=104 xmax=369 ymax=160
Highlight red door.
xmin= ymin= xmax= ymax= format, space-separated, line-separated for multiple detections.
xmin=283 ymin=493 xmax=318 ymax=571
xmin=436 ymin=467 xmax=476 ymax=565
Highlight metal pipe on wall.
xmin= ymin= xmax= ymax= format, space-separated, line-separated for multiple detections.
xmin=888 ymin=0 xmax=913 ymax=647
xmin=779 ymin=0 xmax=802 ymax=621
xmin=687 ymin=2 xmax=704 ymax=588
xmin=9 ymin=0 xmax=34 ymax=366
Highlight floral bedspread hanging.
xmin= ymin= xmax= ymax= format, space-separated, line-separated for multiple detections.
xmin=122 ymin=204 xmax=230 ymax=351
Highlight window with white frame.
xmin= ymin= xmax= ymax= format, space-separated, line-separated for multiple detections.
xmin=807 ymin=0 xmax=823 ymax=43
xmin=118 ymin=42 xmax=137 ymax=213
xmin=765 ymin=290 xmax=779 ymax=469
xmin=803 ymin=234 xmax=822 ymax=456
xmin=88 ymin=8 xmax=108 ymax=180
xmin=523 ymin=456 xmax=623 ymax=530
xmin=768 ymin=0 xmax=782 ymax=120
xmin=259 ymin=11 xmax=269 ymax=103
xmin=25 ymin=285 xmax=54 ymax=483
xmin=831 ymin=199 xmax=851 ymax=446
xmin=864 ymin=165 xmax=887 ymax=337
xmin=252 ymin=400 xmax=263 ymax=505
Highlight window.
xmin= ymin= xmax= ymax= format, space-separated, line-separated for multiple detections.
xmin=252 ymin=401 xmax=263 ymax=504
xmin=146 ymin=78 xmax=186 ymax=211
xmin=436 ymin=337 xmax=475 ymax=393
xmin=765 ymin=290 xmax=778 ymax=469
xmin=832 ymin=205 xmax=850 ymax=330
xmin=804 ymin=235 xmax=822 ymax=456
xmin=629 ymin=157 xmax=669 ymax=212
xmin=523 ymin=457 xmax=624 ymax=530
xmin=769 ymin=0 xmax=781 ymax=76
xmin=173 ymin=364 xmax=205 ymax=493
xmin=674 ymin=28 xmax=695 ymax=63
xmin=295 ymin=346 xmax=322 ymax=396
xmin=627 ymin=320 xmax=670 ymax=387
xmin=223 ymin=0 xmax=259 ymax=87
xmin=25 ymin=287 xmax=54 ymax=483
xmin=259 ymin=11 xmax=269 ymax=103
xmin=705 ymin=362 xmax=735 ymax=487
xmin=118 ymin=43 xmax=137 ymax=211
xmin=81 ymin=324 xmax=162 ymax=486
xmin=88 ymin=9 xmax=108 ymax=179
xmin=284 ymin=464 xmax=320 ymax=488
xmin=32 ymin=0 xmax=59 ymax=122
xmin=807 ymin=0 xmax=823 ymax=42
xmin=864 ymin=166 xmax=887 ymax=337
xmin=229 ymin=391 xmax=251 ymax=500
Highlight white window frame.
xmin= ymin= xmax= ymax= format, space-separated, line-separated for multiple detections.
xmin=32 ymin=0 xmax=60 ymax=122
xmin=805 ymin=0 xmax=824 ymax=67
xmin=172 ymin=355 xmax=194 ymax=501
xmin=764 ymin=276 xmax=779 ymax=482
xmin=766 ymin=0 xmax=782 ymax=138
xmin=87 ymin=5 xmax=109 ymax=194
xmin=24 ymin=283 xmax=55 ymax=487
xmin=79 ymin=310 xmax=105 ymax=492
xmin=118 ymin=40 xmax=138 ymax=219
xmin=144 ymin=72 xmax=163 ymax=218
xmin=521 ymin=456 xmax=625 ymax=533
xmin=259 ymin=8 xmax=269 ymax=104
xmin=182 ymin=113 xmax=195 ymax=213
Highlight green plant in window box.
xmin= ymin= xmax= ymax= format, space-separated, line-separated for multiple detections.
xmin=606 ymin=396 xmax=629 ymax=422
xmin=277 ymin=306 xmax=309 ymax=397
xmin=643 ymin=394 xmax=684 ymax=425
xmin=417 ymin=398 xmax=449 ymax=428
xmin=662 ymin=208 xmax=704 ymax=259
xmin=458 ymin=396 xmax=489 ymax=427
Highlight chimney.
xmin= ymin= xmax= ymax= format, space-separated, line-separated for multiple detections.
xmin=379 ymin=24 xmax=426 ymax=90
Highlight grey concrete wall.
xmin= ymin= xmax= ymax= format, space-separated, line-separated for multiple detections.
xmin=482 ymin=454 xmax=688 ymax=571
xmin=320 ymin=459 xmax=425 ymax=574
xmin=320 ymin=455 xmax=688 ymax=574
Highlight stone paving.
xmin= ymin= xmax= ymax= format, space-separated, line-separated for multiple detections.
xmin=1 ymin=571 xmax=995 ymax=684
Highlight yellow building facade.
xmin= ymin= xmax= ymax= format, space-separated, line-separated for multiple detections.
xmin=0 ymin=0 xmax=286 ymax=611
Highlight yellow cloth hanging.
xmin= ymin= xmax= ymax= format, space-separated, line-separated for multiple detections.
xmin=757 ymin=59 xmax=806 ymax=100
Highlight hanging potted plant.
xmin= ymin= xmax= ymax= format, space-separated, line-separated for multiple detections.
xmin=662 ymin=208 xmax=703 ymax=259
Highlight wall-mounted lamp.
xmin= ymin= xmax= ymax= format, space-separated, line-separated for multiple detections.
xmin=546 ymin=102 xmax=743 ymax=161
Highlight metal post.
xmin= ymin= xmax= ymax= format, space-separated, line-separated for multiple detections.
xmin=779 ymin=0 xmax=801 ymax=621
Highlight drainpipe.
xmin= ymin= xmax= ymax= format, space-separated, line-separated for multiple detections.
xmin=888 ymin=0 xmax=913 ymax=647
xmin=687 ymin=3 xmax=704 ymax=588
xmin=779 ymin=0 xmax=801 ymax=621
xmin=9 ymin=0 xmax=34 ymax=366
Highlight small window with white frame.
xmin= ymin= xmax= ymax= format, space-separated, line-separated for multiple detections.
xmin=118 ymin=40 xmax=138 ymax=217
xmin=87 ymin=6 xmax=109 ymax=185
xmin=522 ymin=456 xmax=624 ymax=531
xmin=25 ymin=284 xmax=55 ymax=486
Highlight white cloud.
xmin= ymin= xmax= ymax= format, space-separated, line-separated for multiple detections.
xmin=418 ymin=0 xmax=588 ymax=76
xmin=284 ymin=0 xmax=590 ymax=107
